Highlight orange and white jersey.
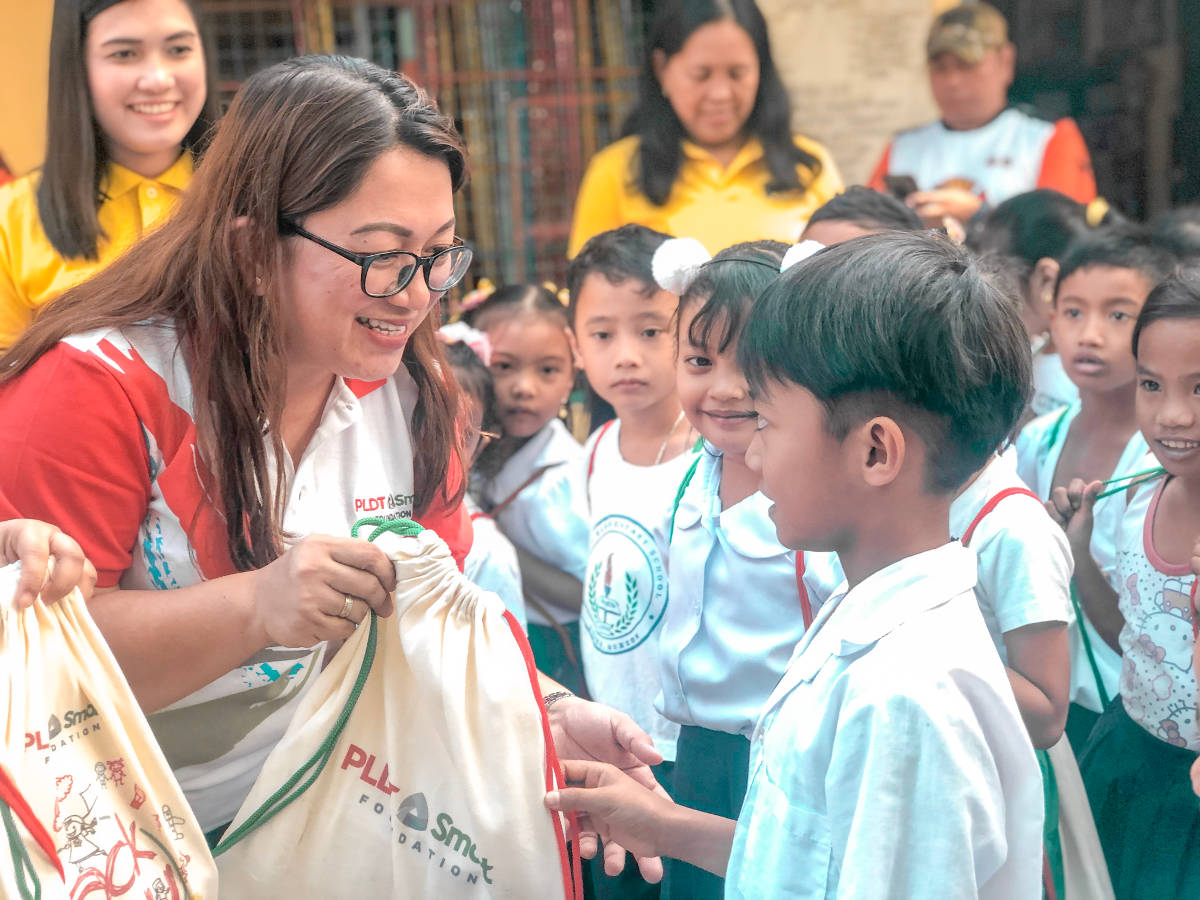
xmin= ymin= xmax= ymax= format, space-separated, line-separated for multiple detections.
xmin=869 ymin=106 xmax=1097 ymax=205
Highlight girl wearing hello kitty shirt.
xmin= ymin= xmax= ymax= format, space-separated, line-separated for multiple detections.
xmin=1051 ymin=271 xmax=1200 ymax=897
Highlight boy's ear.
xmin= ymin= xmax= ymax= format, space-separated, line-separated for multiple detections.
xmin=565 ymin=326 xmax=584 ymax=370
xmin=854 ymin=416 xmax=907 ymax=488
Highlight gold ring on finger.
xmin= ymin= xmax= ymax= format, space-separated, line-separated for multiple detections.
xmin=339 ymin=594 xmax=355 ymax=619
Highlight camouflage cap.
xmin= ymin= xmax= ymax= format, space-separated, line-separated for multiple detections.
xmin=927 ymin=2 xmax=1009 ymax=64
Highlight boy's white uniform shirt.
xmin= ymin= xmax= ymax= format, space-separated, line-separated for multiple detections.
xmin=463 ymin=496 xmax=527 ymax=632
xmin=579 ymin=421 xmax=694 ymax=761
xmin=726 ymin=543 xmax=1043 ymax=900
xmin=1030 ymin=351 xmax=1079 ymax=417
xmin=1015 ymin=402 xmax=1150 ymax=710
xmin=949 ymin=453 xmax=1073 ymax=662
xmin=480 ymin=418 xmax=590 ymax=624
xmin=656 ymin=445 xmax=844 ymax=737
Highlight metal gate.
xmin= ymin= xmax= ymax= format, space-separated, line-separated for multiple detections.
xmin=201 ymin=0 xmax=645 ymax=287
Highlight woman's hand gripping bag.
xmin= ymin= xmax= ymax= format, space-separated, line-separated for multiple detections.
xmin=0 ymin=562 xmax=217 ymax=900
xmin=214 ymin=520 xmax=579 ymax=899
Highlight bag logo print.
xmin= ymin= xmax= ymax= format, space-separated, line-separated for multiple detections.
xmin=342 ymin=743 xmax=496 ymax=885
xmin=26 ymin=704 xmax=102 ymax=754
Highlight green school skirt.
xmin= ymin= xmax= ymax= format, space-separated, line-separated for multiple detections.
xmin=527 ymin=620 xmax=589 ymax=699
xmin=1080 ymin=698 xmax=1200 ymax=899
xmin=661 ymin=725 xmax=751 ymax=900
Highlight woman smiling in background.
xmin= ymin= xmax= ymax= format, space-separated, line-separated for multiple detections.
xmin=568 ymin=0 xmax=841 ymax=256
xmin=0 ymin=0 xmax=217 ymax=349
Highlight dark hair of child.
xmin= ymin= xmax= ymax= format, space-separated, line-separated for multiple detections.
xmin=623 ymin=0 xmax=819 ymax=206
xmin=465 ymin=283 xmax=569 ymax=332
xmin=739 ymin=232 xmax=1031 ymax=493
xmin=680 ymin=240 xmax=788 ymax=354
xmin=1055 ymin=227 xmax=1175 ymax=296
xmin=565 ymin=223 xmax=674 ymax=322
xmin=1149 ymin=206 xmax=1200 ymax=263
xmin=807 ymin=186 xmax=923 ymax=234
xmin=966 ymin=190 xmax=1090 ymax=280
xmin=1132 ymin=267 xmax=1200 ymax=357
xmin=443 ymin=339 xmax=502 ymax=443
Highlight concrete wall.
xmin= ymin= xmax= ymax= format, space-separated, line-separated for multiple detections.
xmin=760 ymin=0 xmax=957 ymax=185
xmin=0 ymin=3 xmax=53 ymax=175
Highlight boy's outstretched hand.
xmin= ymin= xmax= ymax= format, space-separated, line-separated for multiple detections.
xmin=545 ymin=697 xmax=667 ymax=880
xmin=546 ymin=759 xmax=737 ymax=879
xmin=1 ymin=519 xmax=96 ymax=609
xmin=547 ymin=759 xmax=678 ymax=863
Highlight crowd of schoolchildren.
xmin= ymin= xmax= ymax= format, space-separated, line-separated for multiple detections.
xmin=3 ymin=0 xmax=1200 ymax=897
xmin=424 ymin=186 xmax=1200 ymax=899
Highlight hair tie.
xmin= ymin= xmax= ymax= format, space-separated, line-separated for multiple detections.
xmin=779 ymin=240 xmax=825 ymax=272
xmin=459 ymin=277 xmax=496 ymax=312
xmin=437 ymin=321 xmax=492 ymax=365
xmin=542 ymin=280 xmax=571 ymax=306
xmin=1086 ymin=197 xmax=1111 ymax=229
xmin=652 ymin=238 xmax=712 ymax=295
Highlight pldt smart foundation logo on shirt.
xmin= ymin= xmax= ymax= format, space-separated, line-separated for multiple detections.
xmin=341 ymin=743 xmax=495 ymax=885
xmin=353 ymin=491 xmax=415 ymax=517
xmin=583 ymin=514 xmax=668 ymax=654
xmin=26 ymin=704 xmax=103 ymax=756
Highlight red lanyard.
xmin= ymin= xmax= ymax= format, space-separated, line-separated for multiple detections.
xmin=0 ymin=763 xmax=63 ymax=878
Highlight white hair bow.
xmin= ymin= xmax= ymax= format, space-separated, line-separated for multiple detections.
xmin=779 ymin=240 xmax=825 ymax=272
xmin=652 ymin=238 xmax=712 ymax=295
xmin=437 ymin=321 xmax=492 ymax=365
xmin=652 ymin=237 xmax=826 ymax=294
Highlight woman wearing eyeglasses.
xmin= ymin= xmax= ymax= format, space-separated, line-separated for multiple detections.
xmin=0 ymin=56 xmax=667 ymax=857
xmin=0 ymin=56 xmax=476 ymax=840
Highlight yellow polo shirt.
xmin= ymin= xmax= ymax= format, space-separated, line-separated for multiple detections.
xmin=568 ymin=135 xmax=843 ymax=258
xmin=0 ymin=153 xmax=193 ymax=349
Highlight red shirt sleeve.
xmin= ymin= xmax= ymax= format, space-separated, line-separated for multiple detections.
xmin=415 ymin=450 xmax=473 ymax=572
xmin=867 ymin=142 xmax=893 ymax=193
xmin=0 ymin=346 xmax=151 ymax=587
xmin=1037 ymin=119 xmax=1097 ymax=203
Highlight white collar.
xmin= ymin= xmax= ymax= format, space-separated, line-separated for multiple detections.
xmin=781 ymin=542 xmax=977 ymax=686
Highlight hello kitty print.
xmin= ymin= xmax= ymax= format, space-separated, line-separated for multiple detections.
xmin=1116 ymin=479 xmax=1199 ymax=752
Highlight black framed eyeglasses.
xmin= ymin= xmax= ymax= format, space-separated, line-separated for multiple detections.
xmin=279 ymin=219 xmax=473 ymax=298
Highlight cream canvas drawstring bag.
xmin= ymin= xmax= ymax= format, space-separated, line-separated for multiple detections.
xmin=0 ymin=562 xmax=217 ymax=900
xmin=215 ymin=518 xmax=579 ymax=899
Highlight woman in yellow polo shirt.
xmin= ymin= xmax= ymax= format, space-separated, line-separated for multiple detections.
xmin=0 ymin=0 xmax=216 ymax=349
xmin=568 ymin=0 xmax=842 ymax=257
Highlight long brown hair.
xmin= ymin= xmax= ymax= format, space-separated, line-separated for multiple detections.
xmin=3 ymin=55 xmax=469 ymax=572
xmin=37 ymin=0 xmax=220 ymax=260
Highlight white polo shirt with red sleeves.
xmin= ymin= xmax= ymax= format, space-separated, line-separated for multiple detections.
xmin=869 ymin=106 xmax=1097 ymax=206
xmin=0 ymin=319 xmax=471 ymax=830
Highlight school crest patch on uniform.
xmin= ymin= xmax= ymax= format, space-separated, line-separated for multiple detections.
xmin=583 ymin=514 xmax=668 ymax=654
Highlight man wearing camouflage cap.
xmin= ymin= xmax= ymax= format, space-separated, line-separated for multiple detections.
xmin=869 ymin=2 xmax=1096 ymax=227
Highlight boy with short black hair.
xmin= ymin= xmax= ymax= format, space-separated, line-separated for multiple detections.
xmin=567 ymin=223 xmax=693 ymax=899
xmin=801 ymin=185 xmax=924 ymax=245
xmin=548 ymin=232 xmax=1044 ymax=899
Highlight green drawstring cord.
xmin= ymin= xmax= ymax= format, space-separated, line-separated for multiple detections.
xmin=1 ymin=802 xmax=40 ymax=900
xmin=213 ymin=517 xmax=422 ymax=856
xmin=1094 ymin=465 xmax=1166 ymax=500
xmin=350 ymin=516 xmax=426 ymax=542
xmin=1063 ymin=467 xmax=1163 ymax=707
